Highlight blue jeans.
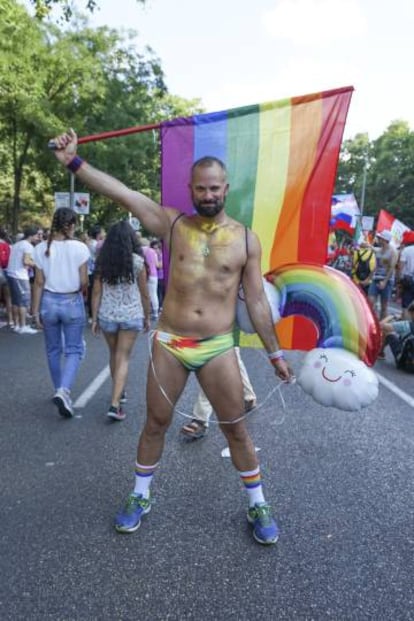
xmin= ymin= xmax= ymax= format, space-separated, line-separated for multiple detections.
xmin=40 ymin=291 xmax=86 ymax=391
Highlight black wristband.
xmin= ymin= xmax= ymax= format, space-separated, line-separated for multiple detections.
xmin=67 ymin=155 xmax=85 ymax=174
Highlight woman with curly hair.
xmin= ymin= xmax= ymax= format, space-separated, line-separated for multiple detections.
xmin=91 ymin=220 xmax=150 ymax=421
xmin=32 ymin=208 xmax=90 ymax=418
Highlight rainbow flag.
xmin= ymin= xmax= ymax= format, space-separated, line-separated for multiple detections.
xmin=160 ymin=86 xmax=353 ymax=350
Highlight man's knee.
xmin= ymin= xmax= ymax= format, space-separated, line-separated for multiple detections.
xmin=145 ymin=410 xmax=172 ymax=435
xmin=220 ymin=421 xmax=249 ymax=443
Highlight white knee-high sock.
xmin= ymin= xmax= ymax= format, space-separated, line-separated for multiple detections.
xmin=239 ymin=466 xmax=266 ymax=507
xmin=133 ymin=461 xmax=159 ymax=499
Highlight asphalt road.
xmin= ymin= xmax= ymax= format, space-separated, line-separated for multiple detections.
xmin=1 ymin=322 xmax=413 ymax=621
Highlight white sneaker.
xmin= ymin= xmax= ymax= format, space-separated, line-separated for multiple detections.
xmin=13 ymin=325 xmax=22 ymax=333
xmin=19 ymin=326 xmax=38 ymax=334
xmin=53 ymin=388 xmax=74 ymax=418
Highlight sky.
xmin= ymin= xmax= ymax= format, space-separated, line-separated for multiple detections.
xmin=35 ymin=0 xmax=414 ymax=140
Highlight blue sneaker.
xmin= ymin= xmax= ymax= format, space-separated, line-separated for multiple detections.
xmin=247 ymin=503 xmax=279 ymax=545
xmin=114 ymin=493 xmax=152 ymax=533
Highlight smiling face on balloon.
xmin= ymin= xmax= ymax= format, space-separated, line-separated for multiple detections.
xmin=297 ymin=348 xmax=379 ymax=411
xmin=314 ymin=351 xmax=356 ymax=387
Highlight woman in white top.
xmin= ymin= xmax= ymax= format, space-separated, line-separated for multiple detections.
xmin=91 ymin=220 xmax=150 ymax=421
xmin=32 ymin=208 xmax=90 ymax=418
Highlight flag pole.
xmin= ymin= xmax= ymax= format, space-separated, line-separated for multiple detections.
xmin=48 ymin=121 xmax=161 ymax=150
xmin=78 ymin=122 xmax=161 ymax=145
xmin=360 ymin=148 xmax=369 ymax=215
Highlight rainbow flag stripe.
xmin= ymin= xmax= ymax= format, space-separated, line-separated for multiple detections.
xmin=160 ymin=87 xmax=353 ymax=350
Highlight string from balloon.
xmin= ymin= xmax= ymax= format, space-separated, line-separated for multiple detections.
xmin=147 ymin=331 xmax=291 ymax=425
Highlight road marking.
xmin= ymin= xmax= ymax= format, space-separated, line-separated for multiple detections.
xmin=376 ymin=371 xmax=414 ymax=408
xmin=74 ymin=365 xmax=110 ymax=409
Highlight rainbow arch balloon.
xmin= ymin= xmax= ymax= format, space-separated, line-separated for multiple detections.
xmin=265 ymin=263 xmax=381 ymax=366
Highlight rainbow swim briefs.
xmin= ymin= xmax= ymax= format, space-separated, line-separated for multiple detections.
xmin=154 ymin=330 xmax=235 ymax=372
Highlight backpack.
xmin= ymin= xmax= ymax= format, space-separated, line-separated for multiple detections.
xmin=0 ymin=242 xmax=9 ymax=269
xmin=396 ymin=326 xmax=414 ymax=373
xmin=355 ymin=249 xmax=373 ymax=281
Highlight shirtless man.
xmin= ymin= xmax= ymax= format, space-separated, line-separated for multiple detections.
xmin=51 ymin=129 xmax=293 ymax=545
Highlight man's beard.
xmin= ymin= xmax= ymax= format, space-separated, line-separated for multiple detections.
xmin=193 ymin=198 xmax=225 ymax=218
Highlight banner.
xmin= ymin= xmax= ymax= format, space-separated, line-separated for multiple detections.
xmin=330 ymin=193 xmax=360 ymax=234
xmin=160 ymin=86 xmax=353 ymax=350
xmin=376 ymin=209 xmax=410 ymax=245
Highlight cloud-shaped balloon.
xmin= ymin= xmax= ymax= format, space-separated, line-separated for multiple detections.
xmin=236 ymin=263 xmax=381 ymax=412
xmin=297 ymin=348 xmax=379 ymax=411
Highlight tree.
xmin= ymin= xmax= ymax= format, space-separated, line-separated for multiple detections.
xmin=28 ymin=0 xmax=145 ymax=21
xmin=0 ymin=2 xmax=118 ymax=231
xmin=335 ymin=132 xmax=371 ymax=210
xmin=0 ymin=0 xmax=58 ymax=232
xmin=0 ymin=2 xmax=204 ymax=232
xmin=369 ymin=121 xmax=414 ymax=228
xmin=335 ymin=121 xmax=414 ymax=229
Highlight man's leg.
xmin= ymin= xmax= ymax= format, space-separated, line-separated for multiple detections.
xmin=198 ymin=350 xmax=255 ymax=469
xmin=198 ymin=350 xmax=278 ymax=545
xmin=19 ymin=279 xmax=31 ymax=330
xmin=385 ymin=333 xmax=403 ymax=360
xmin=115 ymin=338 xmax=189 ymax=533
xmin=380 ymin=282 xmax=392 ymax=320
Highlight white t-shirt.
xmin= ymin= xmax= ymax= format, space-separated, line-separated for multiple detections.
xmin=7 ymin=239 xmax=33 ymax=280
xmin=399 ymin=245 xmax=414 ymax=277
xmin=33 ymin=240 xmax=90 ymax=293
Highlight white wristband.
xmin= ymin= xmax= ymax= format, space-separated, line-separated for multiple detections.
xmin=268 ymin=350 xmax=284 ymax=361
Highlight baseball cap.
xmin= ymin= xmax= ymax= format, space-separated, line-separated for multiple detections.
xmin=376 ymin=230 xmax=392 ymax=242
xmin=402 ymin=230 xmax=414 ymax=245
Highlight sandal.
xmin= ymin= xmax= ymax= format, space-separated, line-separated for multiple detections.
xmin=244 ymin=399 xmax=257 ymax=412
xmin=181 ymin=419 xmax=208 ymax=441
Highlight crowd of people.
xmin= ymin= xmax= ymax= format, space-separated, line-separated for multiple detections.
xmin=2 ymin=218 xmax=413 ymax=381
xmin=327 ymin=229 xmax=414 ymax=366
xmin=0 ymin=215 xmax=164 ymax=420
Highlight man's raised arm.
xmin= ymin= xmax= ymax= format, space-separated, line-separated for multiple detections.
xmin=51 ymin=129 xmax=172 ymax=238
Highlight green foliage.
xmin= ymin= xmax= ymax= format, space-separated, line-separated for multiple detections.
xmin=0 ymin=1 xmax=204 ymax=234
xmin=28 ymin=0 xmax=145 ymax=22
xmin=335 ymin=121 xmax=414 ymax=229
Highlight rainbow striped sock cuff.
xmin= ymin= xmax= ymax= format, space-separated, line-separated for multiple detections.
xmin=135 ymin=461 xmax=159 ymax=478
xmin=239 ymin=466 xmax=261 ymax=489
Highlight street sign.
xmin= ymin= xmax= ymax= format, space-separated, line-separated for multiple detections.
xmin=54 ymin=192 xmax=90 ymax=214
xmin=54 ymin=192 xmax=70 ymax=209
xmin=73 ymin=193 xmax=90 ymax=215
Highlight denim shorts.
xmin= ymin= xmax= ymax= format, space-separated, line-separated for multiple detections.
xmin=98 ymin=317 xmax=144 ymax=333
xmin=368 ymin=278 xmax=393 ymax=301
xmin=7 ymin=276 xmax=31 ymax=307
